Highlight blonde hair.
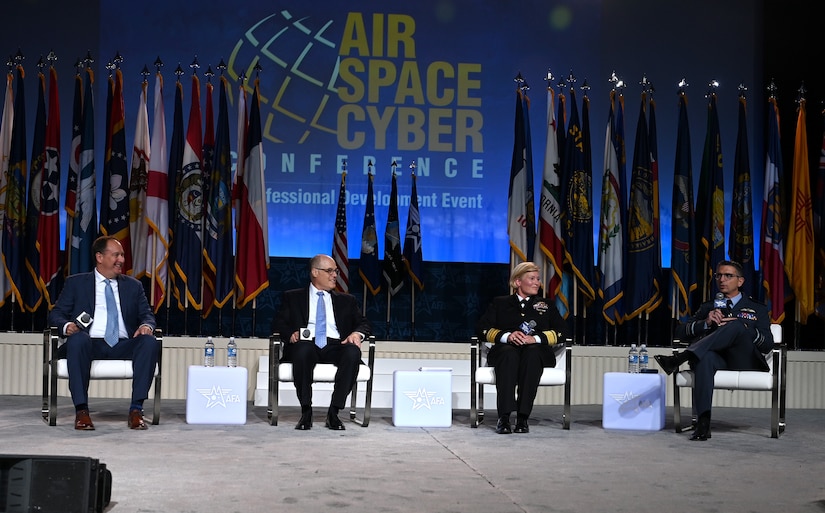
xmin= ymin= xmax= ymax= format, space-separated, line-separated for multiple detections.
xmin=509 ymin=262 xmax=540 ymax=290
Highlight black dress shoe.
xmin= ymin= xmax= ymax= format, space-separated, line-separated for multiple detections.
xmin=654 ymin=354 xmax=680 ymax=375
xmin=325 ymin=414 xmax=346 ymax=430
xmin=295 ymin=411 xmax=313 ymax=430
xmin=495 ymin=416 xmax=512 ymax=434
xmin=689 ymin=417 xmax=711 ymax=441
xmin=514 ymin=418 xmax=529 ymax=433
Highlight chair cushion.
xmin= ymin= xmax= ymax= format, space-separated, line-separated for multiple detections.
xmin=56 ymin=359 xmax=159 ymax=380
xmin=675 ymin=369 xmax=774 ymax=391
xmin=278 ymin=362 xmax=371 ymax=382
xmin=476 ymin=344 xmax=567 ymax=386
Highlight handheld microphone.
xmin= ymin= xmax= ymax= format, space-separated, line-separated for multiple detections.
xmin=519 ymin=319 xmax=537 ymax=335
xmin=713 ymin=292 xmax=726 ymax=311
xmin=75 ymin=312 xmax=93 ymax=330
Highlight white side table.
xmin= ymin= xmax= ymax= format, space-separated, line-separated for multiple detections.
xmin=602 ymin=371 xmax=666 ymax=431
xmin=186 ymin=366 xmax=248 ymax=425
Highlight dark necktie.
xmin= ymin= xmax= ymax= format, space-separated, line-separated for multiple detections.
xmin=316 ymin=291 xmax=327 ymax=348
xmin=104 ymin=279 xmax=119 ymax=347
xmin=726 ymin=299 xmax=734 ymax=315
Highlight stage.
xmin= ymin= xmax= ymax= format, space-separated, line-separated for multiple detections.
xmin=1 ymin=396 xmax=823 ymax=512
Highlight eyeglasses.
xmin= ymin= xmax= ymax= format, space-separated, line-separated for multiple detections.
xmin=713 ymin=272 xmax=741 ymax=281
xmin=315 ymin=267 xmax=340 ymax=276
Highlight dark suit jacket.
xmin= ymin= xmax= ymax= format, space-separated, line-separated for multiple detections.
xmin=476 ymin=294 xmax=569 ymax=366
xmin=49 ymin=272 xmax=156 ymax=337
xmin=675 ymin=294 xmax=773 ymax=370
xmin=273 ymin=287 xmax=371 ymax=351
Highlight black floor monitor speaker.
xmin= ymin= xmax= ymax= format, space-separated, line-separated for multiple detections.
xmin=0 ymin=455 xmax=111 ymax=513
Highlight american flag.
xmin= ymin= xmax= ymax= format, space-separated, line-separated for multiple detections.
xmin=332 ymin=170 xmax=348 ymax=292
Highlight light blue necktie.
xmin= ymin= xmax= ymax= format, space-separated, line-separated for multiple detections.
xmin=315 ymin=291 xmax=326 ymax=348
xmin=104 ymin=279 xmax=120 ymax=347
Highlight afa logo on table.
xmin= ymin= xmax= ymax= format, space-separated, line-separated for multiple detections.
xmin=403 ymin=387 xmax=447 ymax=410
xmin=196 ymin=385 xmax=243 ymax=409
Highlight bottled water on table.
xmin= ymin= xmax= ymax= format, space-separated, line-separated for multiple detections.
xmin=227 ymin=337 xmax=238 ymax=368
xmin=204 ymin=337 xmax=215 ymax=367
xmin=627 ymin=344 xmax=639 ymax=373
xmin=638 ymin=344 xmax=649 ymax=371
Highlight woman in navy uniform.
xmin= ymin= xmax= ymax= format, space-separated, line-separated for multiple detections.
xmin=476 ymin=262 xmax=568 ymax=434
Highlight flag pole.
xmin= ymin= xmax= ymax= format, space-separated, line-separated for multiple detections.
xmin=410 ymin=286 xmax=415 ymax=341
xmin=386 ymin=292 xmax=391 ymax=340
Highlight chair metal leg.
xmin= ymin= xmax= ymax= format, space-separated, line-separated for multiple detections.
xmin=469 ymin=339 xmax=479 ymax=428
xmin=151 ymin=330 xmax=163 ymax=425
xmin=562 ymin=346 xmax=572 ymax=430
xmin=49 ymin=330 xmax=59 ymax=426
xmin=268 ymin=335 xmax=280 ymax=426
xmin=672 ymin=366 xmax=683 ymax=433
xmin=350 ymin=337 xmax=375 ymax=427
xmin=42 ymin=329 xmax=51 ymax=423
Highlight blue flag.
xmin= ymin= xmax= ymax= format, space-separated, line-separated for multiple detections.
xmin=23 ymin=70 xmax=46 ymax=311
xmin=561 ymin=88 xmax=595 ymax=303
xmin=359 ymin=170 xmax=381 ymax=295
xmin=203 ymin=75 xmax=234 ymax=316
xmin=403 ymin=170 xmax=423 ymax=290
xmin=625 ymin=92 xmax=660 ymax=319
xmin=730 ymin=95 xmax=755 ymax=296
xmin=100 ymin=69 xmax=132 ymax=271
xmin=383 ymin=167 xmax=404 ymax=296
xmin=172 ymin=74 xmax=204 ymax=310
xmin=69 ymin=68 xmax=97 ymax=275
xmin=166 ymin=79 xmax=185 ymax=292
xmin=696 ymin=92 xmax=725 ymax=301
xmin=670 ymin=91 xmax=696 ymax=321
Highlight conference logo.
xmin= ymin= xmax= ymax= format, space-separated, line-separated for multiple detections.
xmin=226 ymin=9 xmax=485 ymax=155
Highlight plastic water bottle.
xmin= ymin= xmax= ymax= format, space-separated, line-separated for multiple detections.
xmin=627 ymin=344 xmax=639 ymax=373
xmin=227 ymin=337 xmax=238 ymax=368
xmin=204 ymin=337 xmax=215 ymax=367
xmin=639 ymin=344 xmax=649 ymax=371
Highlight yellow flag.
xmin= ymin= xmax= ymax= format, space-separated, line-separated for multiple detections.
xmin=785 ymin=99 xmax=814 ymax=322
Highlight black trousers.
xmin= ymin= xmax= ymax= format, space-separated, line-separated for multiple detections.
xmin=488 ymin=343 xmax=553 ymax=418
xmin=62 ymin=331 xmax=159 ymax=407
xmin=283 ymin=340 xmax=362 ymax=410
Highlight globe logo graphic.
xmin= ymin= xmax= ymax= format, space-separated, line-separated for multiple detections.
xmin=228 ymin=10 xmax=341 ymax=145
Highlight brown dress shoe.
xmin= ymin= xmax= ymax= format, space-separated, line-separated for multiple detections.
xmin=75 ymin=409 xmax=95 ymax=430
xmin=128 ymin=410 xmax=148 ymax=430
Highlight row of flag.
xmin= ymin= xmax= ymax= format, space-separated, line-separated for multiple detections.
xmin=509 ymin=73 xmax=819 ymax=329
xmin=0 ymin=55 xmax=269 ymax=317
xmin=333 ymin=161 xmax=424 ymax=299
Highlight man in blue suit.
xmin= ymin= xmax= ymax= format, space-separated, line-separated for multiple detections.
xmin=49 ymin=236 xmax=159 ymax=431
xmin=273 ymin=254 xmax=371 ymax=431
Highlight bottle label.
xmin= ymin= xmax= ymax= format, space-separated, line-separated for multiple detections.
xmin=205 ymin=348 xmax=214 ymax=356
xmin=228 ymin=348 xmax=237 ymax=357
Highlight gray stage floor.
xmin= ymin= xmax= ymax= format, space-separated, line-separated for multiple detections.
xmin=1 ymin=395 xmax=824 ymax=513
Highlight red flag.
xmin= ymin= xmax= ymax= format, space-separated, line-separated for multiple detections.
xmin=38 ymin=66 xmax=61 ymax=306
xmin=129 ymin=79 xmax=151 ymax=280
xmin=760 ymin=96 xmax=786 ymax=323
xmin=145 ymin=72 xmax=169 ymax=312
xmin=234 ymin=79 xmax=269 ymax=308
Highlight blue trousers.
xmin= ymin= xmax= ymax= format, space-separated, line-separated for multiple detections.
xmin=61 ymin=331 xmax=159 ymax=408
